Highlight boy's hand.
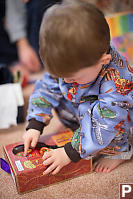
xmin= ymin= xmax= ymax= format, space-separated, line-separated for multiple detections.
xmin=23 ymin=129 xmax=40 ymax=155
xmin=43 ymin=148 xmax=71 ymax=175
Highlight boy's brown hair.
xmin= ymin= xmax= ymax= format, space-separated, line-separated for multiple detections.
xmin=39 ymin=0 xmax=110 ymax=77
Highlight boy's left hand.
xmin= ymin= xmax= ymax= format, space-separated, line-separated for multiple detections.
xmin=42 ymin=148 xmax=71 ymax=175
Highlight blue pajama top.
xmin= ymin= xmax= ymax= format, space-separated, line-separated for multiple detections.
xmin=27 ymin=46 xmax=133 ymax=160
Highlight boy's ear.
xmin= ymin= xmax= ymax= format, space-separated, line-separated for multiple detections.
xmin=100 ymin=54 xmax=112 ymax=65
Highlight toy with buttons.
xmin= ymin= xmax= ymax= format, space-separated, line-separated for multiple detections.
xmin=16 ymin=147 xmax=51 ymax=158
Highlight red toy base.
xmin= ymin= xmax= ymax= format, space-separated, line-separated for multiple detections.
xmin=3 ymin=130 xmax=92 ymax=194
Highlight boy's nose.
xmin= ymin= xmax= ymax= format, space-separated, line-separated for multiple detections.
xmin=64 ymin=78 xmax=75 ymax=83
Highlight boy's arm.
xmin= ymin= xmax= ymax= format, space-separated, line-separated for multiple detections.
xmin=26 ymin=72 xmax=79 ymax=133
xmin=26 ymin=73 xmax=62 ymax=131
xmin=64 ymin=142 xmax=81 ymax=162
xmin=26 ymin=118 xmax=46 ymax=134
xmin=42 ymin=84 xmax=133 ymax=175
xmin=63 ymin=65 xmax=133 ymax=161
xmin=24 ymin=73 xmax=65 ymax=153
xmin=67 ymin=80 xmax=133 ymax=160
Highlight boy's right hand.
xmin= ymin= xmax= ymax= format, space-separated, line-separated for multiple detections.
xmin=23 ymin=129 xmax=40 ymax=155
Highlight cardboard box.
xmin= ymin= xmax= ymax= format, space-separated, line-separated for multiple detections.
xmin=3 ymin=129 xmax=92 ymax=194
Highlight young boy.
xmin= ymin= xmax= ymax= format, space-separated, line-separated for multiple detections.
xmin=23 ymin=0 xmax=133 ymax=175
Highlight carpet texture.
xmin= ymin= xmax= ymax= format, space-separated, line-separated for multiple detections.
xmin=0 ymin=123 xmax=133 ymax=199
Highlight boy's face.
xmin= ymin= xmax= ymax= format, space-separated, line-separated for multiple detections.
xmin=64 ymin=64 xmax=102 ymax=84
xmin=63 ymin=53 xmax=111 ymax=84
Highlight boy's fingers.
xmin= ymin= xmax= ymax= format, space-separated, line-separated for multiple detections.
xmin=24 ymin=139 xmax=31 ymax=155
xmin=52 ymin=166 xmax=61 ymax=175
xmin=43 ymin=156 xmax=53 ymax=166
xmin=43 ymin=151 xmax=52 ymax=160
xmin=31 ymin=138 xmax=38 ymax=148
xmin=43 ymin=162 xmax=56 ymax=175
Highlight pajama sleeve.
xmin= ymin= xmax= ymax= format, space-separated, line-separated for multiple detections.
xmin=26 ymin=72 xmax=79 ymax=133
xmin=26 ymin=73 xmax=63 ymax=133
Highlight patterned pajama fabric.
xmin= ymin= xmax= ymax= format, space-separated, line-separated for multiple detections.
xmin=27 ymin=46 xmax=133 ymax=159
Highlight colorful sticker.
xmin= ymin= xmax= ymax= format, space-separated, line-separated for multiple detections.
xmin=24 ymin=160 xmax=36 ymax=169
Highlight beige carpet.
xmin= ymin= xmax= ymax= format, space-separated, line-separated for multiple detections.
xmin=0 ymin=122 xmax=133 ymax=199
